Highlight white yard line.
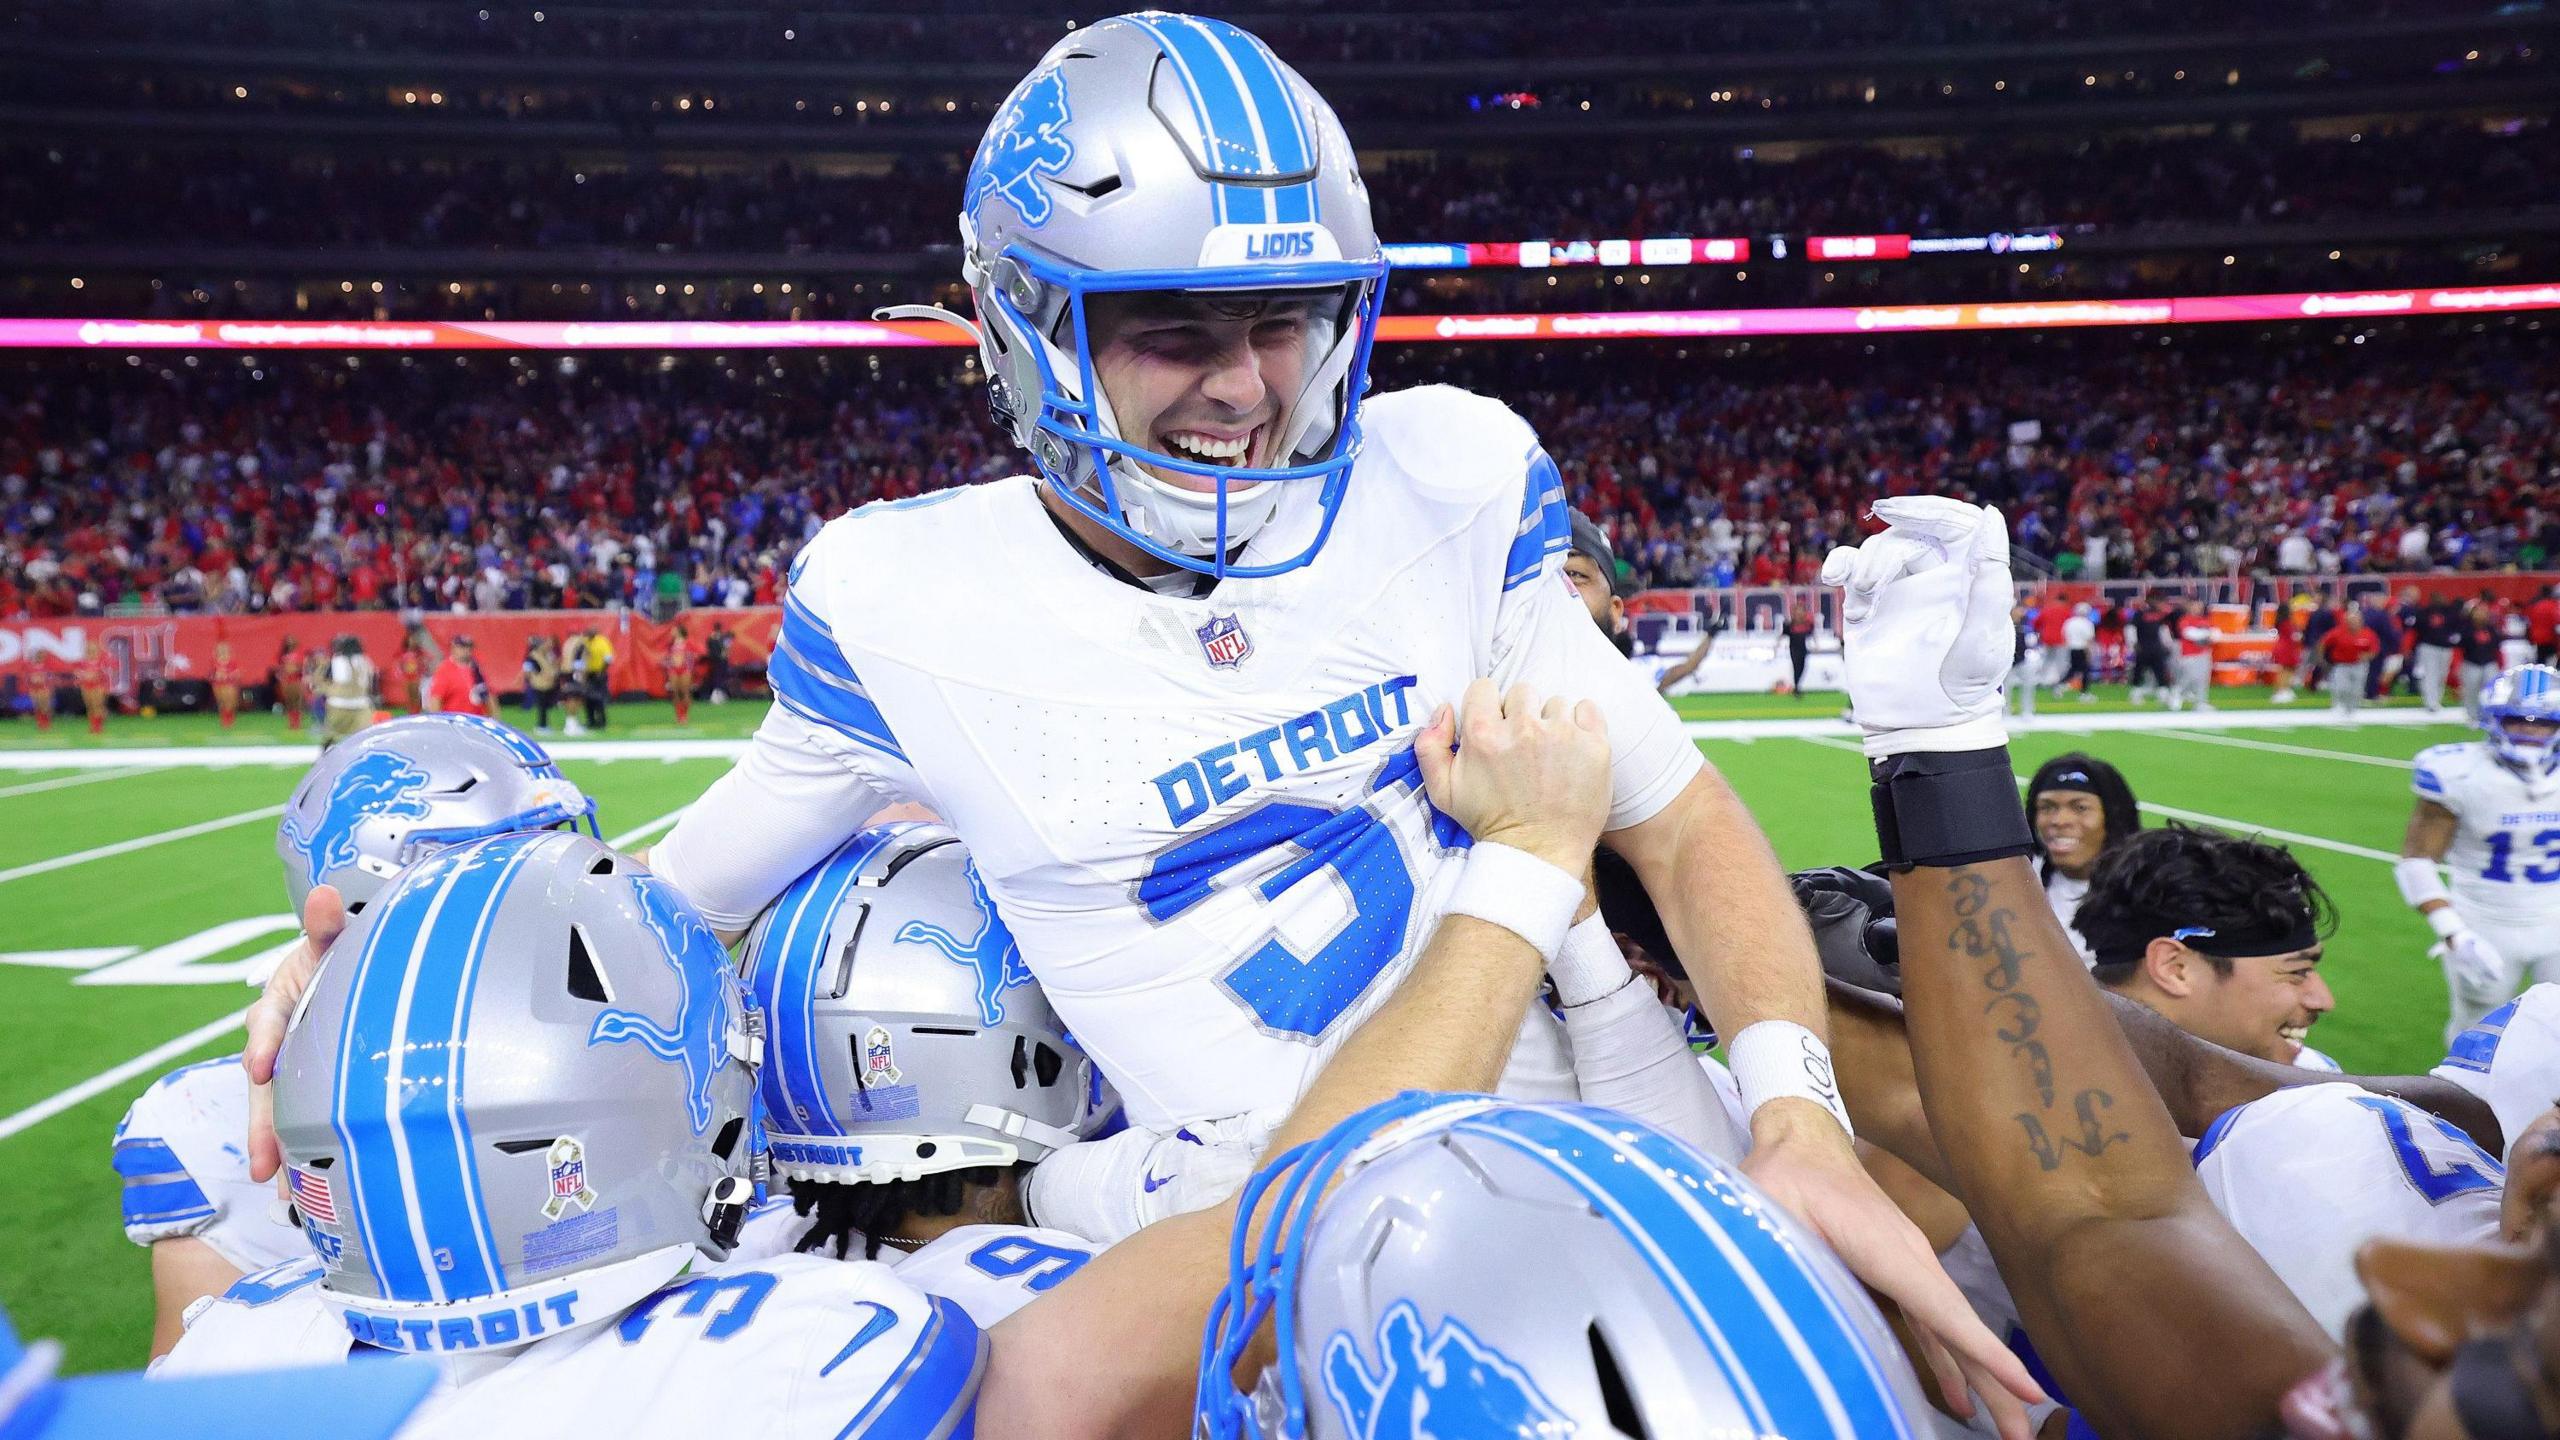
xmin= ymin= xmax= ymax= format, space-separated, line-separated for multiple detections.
xmin=1686 ymin=705 xmax=2454 ymax=743
xmin=2145 ymin=729 xmax=2415 ymax=770
xmin=0 ymin=1005 xmax=254 ymax=1144
xmin=0 ymin=804 xmax=288 ymax=886
xmin=0 ymin=739 xmax=752 ymax=771
xmin=606 ymin=807 xmax=688 ymax=850
xmin=1789 ymin=734 xmax=2401 ymax=864
xmin=0 ymin=767 xmax=151 ymax=799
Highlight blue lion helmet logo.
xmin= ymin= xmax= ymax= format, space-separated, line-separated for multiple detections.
xmin=1324 ymin=1302 xmax=1571 ymax=1440
xmin=282 ymin=751 xmax=435 ymax=882
xmin=965 ymin=65 xmax=1074 ymax=229
xmin=589 ymin=872 xmax=737 ymax=1135
xmin=895 ymin=861 xmax=1034 ymax=1026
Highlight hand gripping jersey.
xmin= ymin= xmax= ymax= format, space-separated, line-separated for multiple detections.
xmin=162 ymin=1253 xmax=986 ymax=1440
xmin=2192 ymin=1082 xmax=2503 ymax=1339
xmin=2413 ymin=741 xmax=2560 ymax=929
xmin=114 ymin=1057 xmax=308 ymax=1274
xmin=655 ymin=385 xmax=1702 ymax=1133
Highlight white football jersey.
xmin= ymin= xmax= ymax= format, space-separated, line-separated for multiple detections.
xmin=162 ymin=1253 xmax=985 ymax=1439
xmin=2412 ymin=742 xmax=2560 ymax=926
xmin=2193 ymin=1082 xmax=2503 ymax=1339
xmin=114 ymin=1056 xmax=308 ymax=1274
xmin=654 ymin=385 xmax=1702 ymax=1134
xmin=728 ymin=1204 xmax=1092 ymax=1329
xmin=2434 ymin=982 xmax=2560 ymax=1159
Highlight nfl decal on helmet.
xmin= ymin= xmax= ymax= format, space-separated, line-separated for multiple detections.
xmin=276 ymin=713 xmax=599 ymax=914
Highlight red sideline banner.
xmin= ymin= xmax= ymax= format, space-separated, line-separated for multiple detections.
xmin=0 ymin=608 xmax=782 ymax=703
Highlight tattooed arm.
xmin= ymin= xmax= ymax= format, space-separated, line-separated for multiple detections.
xmin=1894 ymin=855 xmax=2334 ymax=1440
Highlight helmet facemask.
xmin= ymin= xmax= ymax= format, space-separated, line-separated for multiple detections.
xmin=2482 ymin=665 xmax=2560 ymax=778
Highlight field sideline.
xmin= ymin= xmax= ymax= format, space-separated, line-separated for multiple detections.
xmin=0 ymin=690 xmax=2476 ymax=1372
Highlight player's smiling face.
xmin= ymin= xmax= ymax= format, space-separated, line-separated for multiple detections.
xmin=2034 ymin=791 xmax=2107 ymax=879
xmin=1087 ymin=292 xmax=1313 ymax=491
xmin=2182 ymin=944 xmax=2333 ymax=1064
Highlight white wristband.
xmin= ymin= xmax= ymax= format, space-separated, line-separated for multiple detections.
xmin=1726 ymin=1020 xmax=1854 ymax=1139
xmin=2426 ymin=906 xmax=2469 ymax=941
xmin=1549 ymin=910 xmax=1633 ymax=1008
xmin=1444 ymin=841 xmax=1584 ymax=962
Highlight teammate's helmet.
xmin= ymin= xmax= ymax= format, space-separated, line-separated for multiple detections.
xmin=277 ymin=712 xmax=598 ymax=915
xmin=1197 ymin=1094 xmax=1929 ymax=1440
xmin=953 ymin=12 xmax=1386 ymax=578
xmin=271 ymin=832 xmax=762 ymax=1354
xmin=2480 ymin=664 xmax=2560 ymax=778
xmin=743 ymin=823 xmax=1114 ymax=1184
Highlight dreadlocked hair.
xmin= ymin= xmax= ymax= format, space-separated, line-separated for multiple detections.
xmin=787 ymin=1166 xmax=1009 ymax=1260
xmin=2026 ymin=751 xmax=2143 ymax=881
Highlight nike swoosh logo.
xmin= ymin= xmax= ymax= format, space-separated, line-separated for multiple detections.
xmin=1142 ymin=1171 xmax=1173 ymax=1193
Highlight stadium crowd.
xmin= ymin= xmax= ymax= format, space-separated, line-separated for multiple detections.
xmin=9 ymin=122 xmax=2545 ymax=258
xmin=2 ymin=328 xmax=2550 ymax=620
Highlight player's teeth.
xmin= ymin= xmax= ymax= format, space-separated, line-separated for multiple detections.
xmin=1165 ymin=431 xmax=1250 ymax=463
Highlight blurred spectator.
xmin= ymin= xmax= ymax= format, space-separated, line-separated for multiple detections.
xmin=425 ymin=634 xmax=490 ymax=716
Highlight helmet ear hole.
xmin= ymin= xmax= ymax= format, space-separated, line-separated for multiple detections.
xmin=1587 ymin=1323 xmax=1646 ymax=1438
xmin=711 ymin=1116 xmax=746 ymax=1162
xmin=566 ymin=926 xmax=611 ymax=1003
xmin=1032 ymin=1042 xmax=1065 ymax=1089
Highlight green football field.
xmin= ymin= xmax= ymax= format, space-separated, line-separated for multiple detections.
xmin=0 ymin=690 xmax=2478 ymax=1373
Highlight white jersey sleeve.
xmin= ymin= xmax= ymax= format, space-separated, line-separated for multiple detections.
xmin=155 ymin=1257 xmax=356 ymax=1377
xmin=890 ymin=1224 xmax=1097 ymax=1327
xmin=2192 ymin=1082 xmax=2502 ymax=1339
xmin=2434 ymin=982 xmax=2560 ymax=1160
xmin=114 ymin=1057 xmax=309 ymax=1274
xmin=651 ymin=700 xmax=917 ymax=933
xmin=403 ymin=1256 xmax=982 ymax=1440
xmin=1468 ymin=409 xmax=1703 ymax=831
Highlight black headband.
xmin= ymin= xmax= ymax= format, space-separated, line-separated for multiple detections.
xmin=2079 ymin=908 xmax=2321 ymax=968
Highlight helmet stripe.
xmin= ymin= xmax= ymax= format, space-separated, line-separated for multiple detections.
xmin=329 ymin=833 xmax=547 ymax=1303
xmin=1126 ymin=14 xmax=1295 ymax=227
xmin=1186 ymin=16 xmax=1319 ymax=224
xmin=758 ymin=831 xmax=895 ymax=1138
xmin=1461 ymin=1106 xmax=1917 ymax=1439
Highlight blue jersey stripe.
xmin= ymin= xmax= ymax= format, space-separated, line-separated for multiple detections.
xmin=122 ymin=1176 xmax=215 ymax=1227
xmin=769 ymin=647 xmax=909 ymax=763
xmin=836 ymin=1295 xmax=985 ymax=1439
xmin=1463 ymin=1106 xmax=1915 ymax=1439
xmin=1502 ymin=447 xmax=1571 ymax=593
xmin=111 ymin=1137 xmax=188 ymax=1179
xmin=2189 ymin=1103 xmax=2249 ymax=1168
xmin=781 ymin=592 xmax=852 ymax=676
xmin=2443 ymin=998 xmax=2519 ymax=1075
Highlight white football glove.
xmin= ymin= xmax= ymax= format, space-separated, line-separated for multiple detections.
xmin=2432 ymin=925 xmax=2507 ymax=996
xmin=1818 ymin=497 xmax=2016 ymax=757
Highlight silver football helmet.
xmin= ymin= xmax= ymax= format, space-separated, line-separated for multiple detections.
xmin=1197 ymin=1094 xmax=1931 ymax=1440
xmin=892 ymin=11 xmax=1386 ymax=578
xmin=271 ymin=831 xmax=762 ymax=1355
xmin=277 ymin=712 xmax=597 ymax=915
xmin=742 ymin=822 xmax=1115 ymax=1185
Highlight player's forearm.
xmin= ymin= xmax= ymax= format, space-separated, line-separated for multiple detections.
xmin=1893 ymin=855 xmax=2198 ymax=1239
xmin=1264 ymin=915 xmax=1548 ymax=1160
xmin=1615 ymin=766 xmax=1829 ymax=1046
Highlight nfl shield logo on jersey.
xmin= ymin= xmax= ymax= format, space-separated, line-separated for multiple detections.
xmin=1197 ymin=614 xmax=1253 ymax=669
